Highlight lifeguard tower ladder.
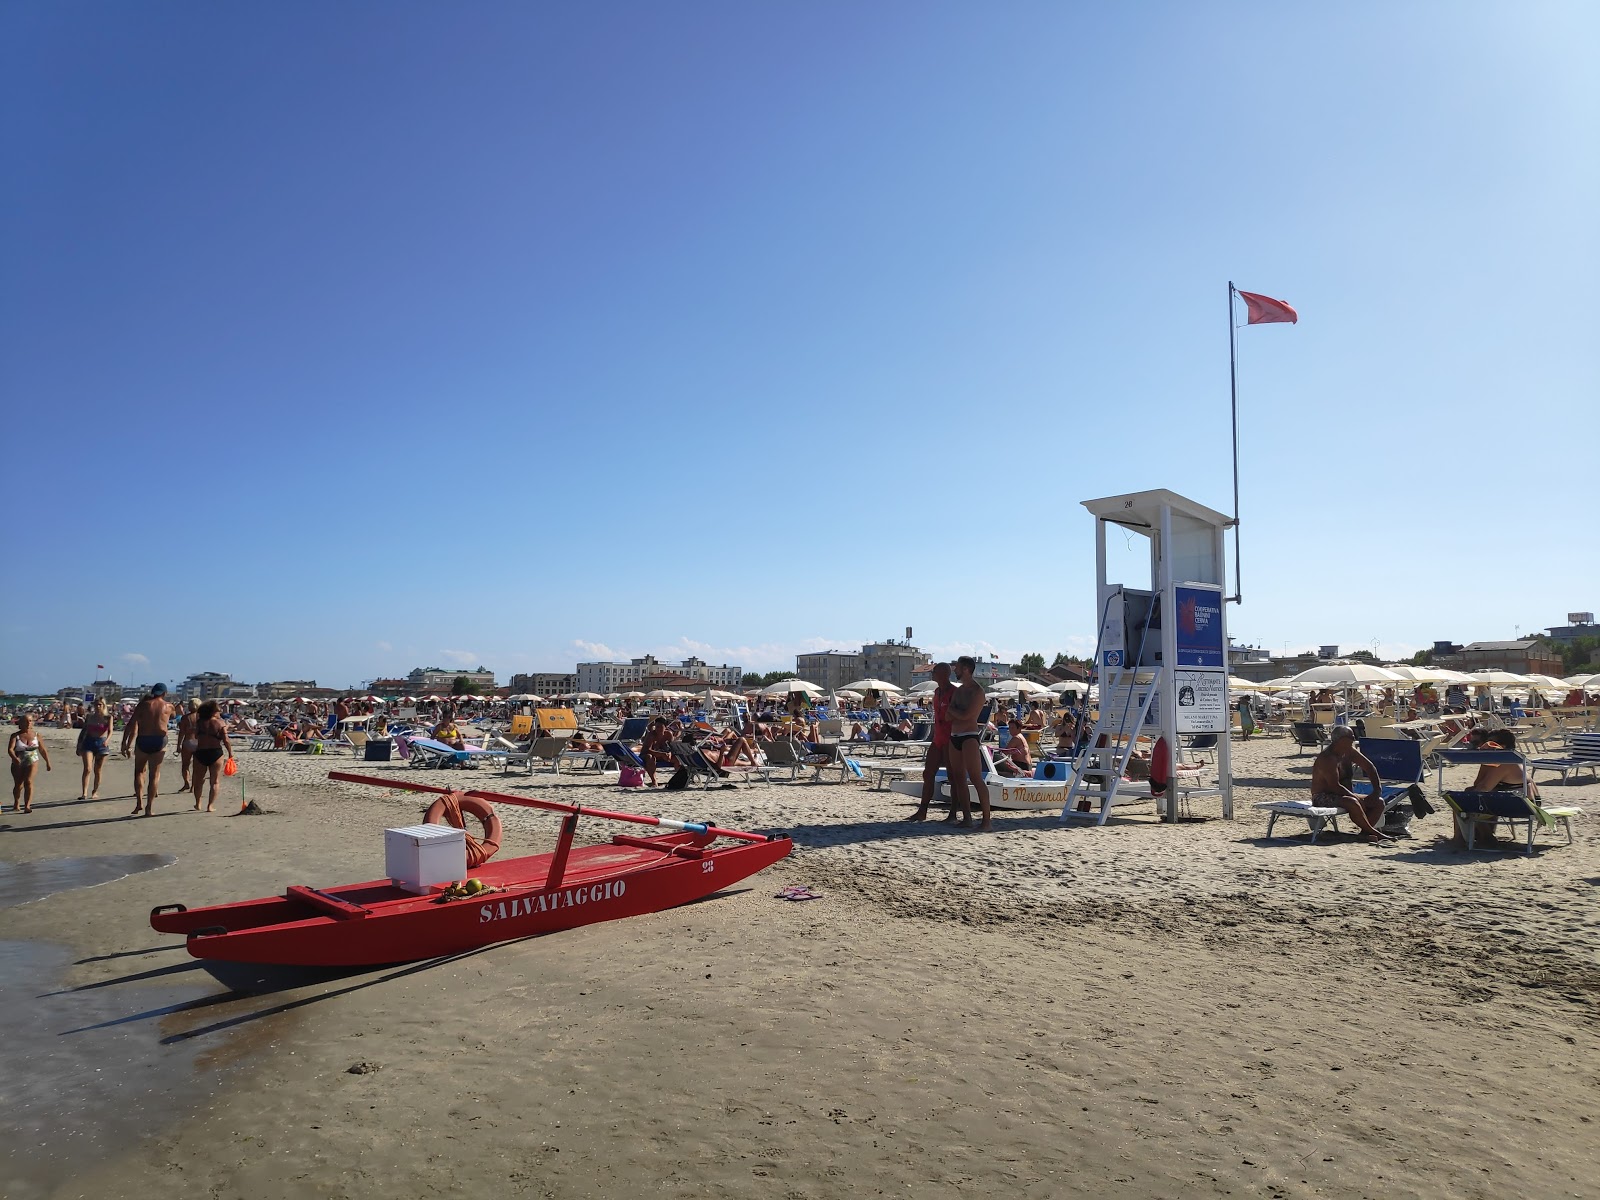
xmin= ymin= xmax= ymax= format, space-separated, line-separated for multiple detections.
xmin=1060 ymin=489 xmax=1235 ymax=825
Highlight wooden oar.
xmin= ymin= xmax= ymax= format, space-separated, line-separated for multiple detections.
xmin=327 ymin=771 xmax=774 ymax=844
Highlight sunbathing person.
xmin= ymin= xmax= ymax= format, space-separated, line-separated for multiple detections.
xmin=1021 ymin=702 xmax=1047 ymax=731
xmin=994 ymin=719 xmax=1034 ymax=777
xmin=432 ymin=709 xmax=466 ymax=750
xmin=1452 ymin=729 xmax=1533 ymax=847
xmin=1309 ymin=726 xmax=1393 ymax=844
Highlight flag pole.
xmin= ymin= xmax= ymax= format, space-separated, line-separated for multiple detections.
xmin=1228 ymin=280 xmax=1242 ymax=604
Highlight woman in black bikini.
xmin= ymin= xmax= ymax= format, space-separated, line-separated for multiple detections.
xmin=189 ymin=701 xmax=234 ymax=813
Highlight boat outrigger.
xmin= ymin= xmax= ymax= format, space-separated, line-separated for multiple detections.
xmin=149 ymin=773 xmax=792 ymax=968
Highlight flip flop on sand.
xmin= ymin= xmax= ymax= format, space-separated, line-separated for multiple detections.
xmin=775 ymin=885 xmax=823 ymax=902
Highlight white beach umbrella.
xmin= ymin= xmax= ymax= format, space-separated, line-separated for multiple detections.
xmin=571 ymin=692 xmax=605 ymax=701
xmin=1384 ymin=665 xmax=1446 ymax=683
xmin=645 ymin=689 xmax=679 ymax=700
xmin=1520 ymin=674 xmax=1570 ymax=691
xmin=761 ymin=679 xmax=824 ymax=696
xmin=1227 ymin=676 xmax=1263 ymax=691
xmin=988 ymin=679 xmax=1051 ymax=696
xmin=620 ymin=691 xmax=646 ymax=700
xmin=834 ymin=689 xmax=864 ymax=700
xmin=1288 ymin=663 xmax=1405 ymax=686
xmin=840 ymin=678 xmax=903 ymax=694
xmin=1466 ymin=669 xmax=1530 ymax=686
xmin=1047 ymin=680 xmax=1088 ymax=694
xmin=906 ymin=681 xmax=938 ymax=695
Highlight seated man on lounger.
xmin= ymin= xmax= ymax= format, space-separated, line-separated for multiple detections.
xmin=1450 ymin=728 xmax=1534 ymax=848
xmin=1310 ymin=726 xmax=1393 ymax=843
xmin=994 ymin=719 xmax=1034 ymax=777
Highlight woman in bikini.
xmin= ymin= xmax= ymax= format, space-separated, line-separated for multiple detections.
xmin=189 ymin=701 xmax=234 ymax=812
xmin=9 ymin=714 xmax=51 ymax=812
xmin=177 ymin=698 xmax=201 ymax=791
xmin=77 ymin=697 xmax=113 ymax=800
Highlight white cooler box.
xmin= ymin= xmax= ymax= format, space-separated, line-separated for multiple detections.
xmin=385 ymin=824 xmax=467 ymax=893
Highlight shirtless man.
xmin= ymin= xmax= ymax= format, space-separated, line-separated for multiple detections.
xmin=120 ymin=683 xmax=175 ymax=816
xmin=907 ymin=662 xmax=954 ymax=821
xmin=945 ymin=656 xmax=991 ymax=831
xmin=994 ymin=718 xmax=1034 ymax=777
xmin=1310 ymin=726 xmax=1392 ymax=843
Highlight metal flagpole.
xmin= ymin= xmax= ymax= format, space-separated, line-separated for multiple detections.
xmin=1228 ymin=280 xmax=1242 ymax=604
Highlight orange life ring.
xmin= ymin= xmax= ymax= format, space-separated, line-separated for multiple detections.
xmin=424 ymin=791 xmax=502 ymax=868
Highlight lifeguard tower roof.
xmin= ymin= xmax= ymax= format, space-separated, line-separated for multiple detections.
xmin=1081 ymin=489 xmax=1234 ymax=532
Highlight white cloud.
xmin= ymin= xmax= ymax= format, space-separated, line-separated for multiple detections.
xmin=375 ymin=641 xmax=392 ymax=653
xmin=438 ymin=649 xmax=480 ymax=666
xmin=572 ymin=639 xmax=621 ymax=660
xmin=121 ymin=652 xmax=150 ymax=667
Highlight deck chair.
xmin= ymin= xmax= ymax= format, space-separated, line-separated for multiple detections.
xmin=1529 ymin=733 xmax=1600 ymax=786
xmin=667 ymin=741 xmax=727 ymax=789
xmin=757 ymin=738 xmax=805 ymax=781
xmin=1291 ymin=722 xmax=1328 ymax=754
xmin=406 ymin=736 xmax=477 ymax=769
xmin=1349 ymin=738 xmax=1432 ymax=832
xmin=1182 ymin=733 xmax=1219 ymax=766
xmin=612 ymin=717 xmax=650 ymax=745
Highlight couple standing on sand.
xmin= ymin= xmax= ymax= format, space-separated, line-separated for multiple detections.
xmin=120 ymin=683 xmax=235 ymax=816
xmin=905 ymin=656 xmax=992 ymax=832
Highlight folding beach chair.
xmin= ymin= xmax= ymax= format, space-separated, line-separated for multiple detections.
xmin=757 ymin=738 xmax=805 ymax=781
xmin=1291 ymin=722 xmax=1328 ymax=755
xmin=1529 ymin=733 xmax=1600 ymax=786
xmin=667 ymin=741 xmax=727 ymax=789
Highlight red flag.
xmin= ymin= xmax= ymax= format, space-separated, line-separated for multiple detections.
xmin=1238 ymin=290 xmax=1297 ymax=325
xmin=97 ymin=664 xmax=105 ymax=669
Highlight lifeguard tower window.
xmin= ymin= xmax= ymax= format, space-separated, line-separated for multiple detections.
xmin=1104 ymin=524 xmax=1153 ymax=593
xmin=1170 ymin=513 xmax=1222 ymax=586
xmin=1125 ymin=591 xmax=1163 ymax=667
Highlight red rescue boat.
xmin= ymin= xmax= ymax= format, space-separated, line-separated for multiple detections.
xmin=149 ymin=773 xmax=792 ymax=968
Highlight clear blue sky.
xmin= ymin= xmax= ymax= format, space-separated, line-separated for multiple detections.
xmin=3 ymin=2 xmax=1595 ymax=692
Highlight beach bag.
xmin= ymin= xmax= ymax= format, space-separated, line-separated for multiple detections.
xmin=223 ymin=757 xmax=239 ymax=776
xmin=618 ymin=766 xmax=644 ymax=788
xmin=664 ymin=765 xmax=690 ymax=791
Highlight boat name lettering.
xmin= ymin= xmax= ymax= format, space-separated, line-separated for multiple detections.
xmin=479 ymin=878 xmax=626 ymax=924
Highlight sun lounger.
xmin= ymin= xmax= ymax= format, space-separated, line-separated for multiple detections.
xmin=1444 ymin=788 xmax=1584 ymax=853
xmin=1528 ymin=733 xmax=1600 ymax=786
xmin=757 ymin=738 xmax=806 ymax=781
xmin=1255 ymin=737 xmax=1423 ymax=840
xmin=1291 ymin=722 xmax=1328 ymax=754
xmin=406 ymin=736 xmax=489 ymax=770
xmin=1254 ymin=797 xmax=1347 ymax=842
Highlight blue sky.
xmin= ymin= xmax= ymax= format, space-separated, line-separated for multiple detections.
xmin=3 ymin=2 xmax=1595 ymax=692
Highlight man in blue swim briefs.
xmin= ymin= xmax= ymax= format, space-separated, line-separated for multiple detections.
xmin=120 ymin=683 xmax=175 ymax=816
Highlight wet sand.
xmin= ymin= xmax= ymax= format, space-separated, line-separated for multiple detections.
xmin=3 ymin=726 xmax=1598 ymax=1199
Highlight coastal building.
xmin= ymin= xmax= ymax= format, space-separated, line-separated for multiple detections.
xmin=406 ymin=666 xmax=496 ymax=694
xmin=1543 ymin=613 xmax=1596 ymax=645
xmin=1438 ymin=640 xmax=1564 ymax=676
xmin=257 ymin=680 xmax=320 ymax=700
xmin=509 ymin=672 xmax=578 ymax=697
xmin=573 ymin=656 xmax=740 ymax=695
xmin=176 ymin=672 xmax=235 ymax=702
xmin=797 ymin=639 xmax=927 ymax=690
xmin=368 ymin=678 xmax=411 ymax=696
xmin=910 ymin=658 xmax=1015 ymax=685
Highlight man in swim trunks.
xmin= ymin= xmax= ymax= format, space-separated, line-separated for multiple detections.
xmin=120 ymin=683 xmax=175 ymax=816
xmin=1309 ymin=726 xmax=1392 ymax=843
xmin=907 ymin=662 xmax=954 ymax=822
xmin=945 ymin=656 xmax=991 ymax=831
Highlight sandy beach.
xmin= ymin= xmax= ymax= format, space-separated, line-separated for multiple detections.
xmin=4 ymin=727 xmax=1598 ymax=1200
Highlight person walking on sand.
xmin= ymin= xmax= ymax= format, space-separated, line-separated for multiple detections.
xmin=121 ymin=683 xmax=174 ymax=816
xmin=907 ymin=662 xmax=955 ymax=822
xmin=945 ymin=656 xmax=991 ymax=831
xmin=77 ymin=697 xmax=113 ymax=800
xmin=9 ymin=714 xmax=51 ymax=812
xmin=177 ymin=698 xmax=201 ymax=791
xmin=1310 ymin=726 xmax=1393 ymax=844
xmin=189 ymin=700 xmax=234 ymax=813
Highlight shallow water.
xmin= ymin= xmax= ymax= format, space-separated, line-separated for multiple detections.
xmin=0 ymin=854 xmax=175 ymax=909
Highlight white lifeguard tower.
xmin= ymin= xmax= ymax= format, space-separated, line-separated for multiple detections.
xmin=1061 ymin=489 xmax=1234 ymax=824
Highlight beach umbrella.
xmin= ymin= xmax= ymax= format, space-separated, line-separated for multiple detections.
xmin=906 ymin=681 xmax=939 ymax=695
xmin=507 ymin=694 xmax=540 ymax=702
xmin=571 ymin=692 xmax=604 ymax=701
xmin=620 ymin=691 xmax=646 ymax=700
xmin=834 ymin=689 xmax=863 ymax=700
xmin=1047 ymin=680 xmax=1088 ymax=694
xmin=761 ymin=679 xmax=824 ymax=696
xmin=987 ymin=679 xmax=1051 ymax=696
xmin=645 ymin=689 xmax=679 ymax=700
xmin=1520 ymin=674 xmax=1570 ymax=691
xmin=1466 ymin=669 xmax=1530 ymax=687
xmin=1288 ymin=663 xmax=1405 ymax=686
xmin=1227 ymin=676 xmax=1263 ymax=691
xmin=840 ymin=678 xmax=902 ymax=694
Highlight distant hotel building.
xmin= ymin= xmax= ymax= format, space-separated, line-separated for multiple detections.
xmin=573 ymin=655 xmax=741 ymax=695
xmin=509 ymin=672 xmax=579 ymax=698
xmin=406 ymin=666 xmax=497 ymax=694
xmin=796 ymin=639 xmax=926 ymax=691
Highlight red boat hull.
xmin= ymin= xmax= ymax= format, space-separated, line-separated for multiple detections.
xmin=151 ymin=832 xmax=791 ymax=967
